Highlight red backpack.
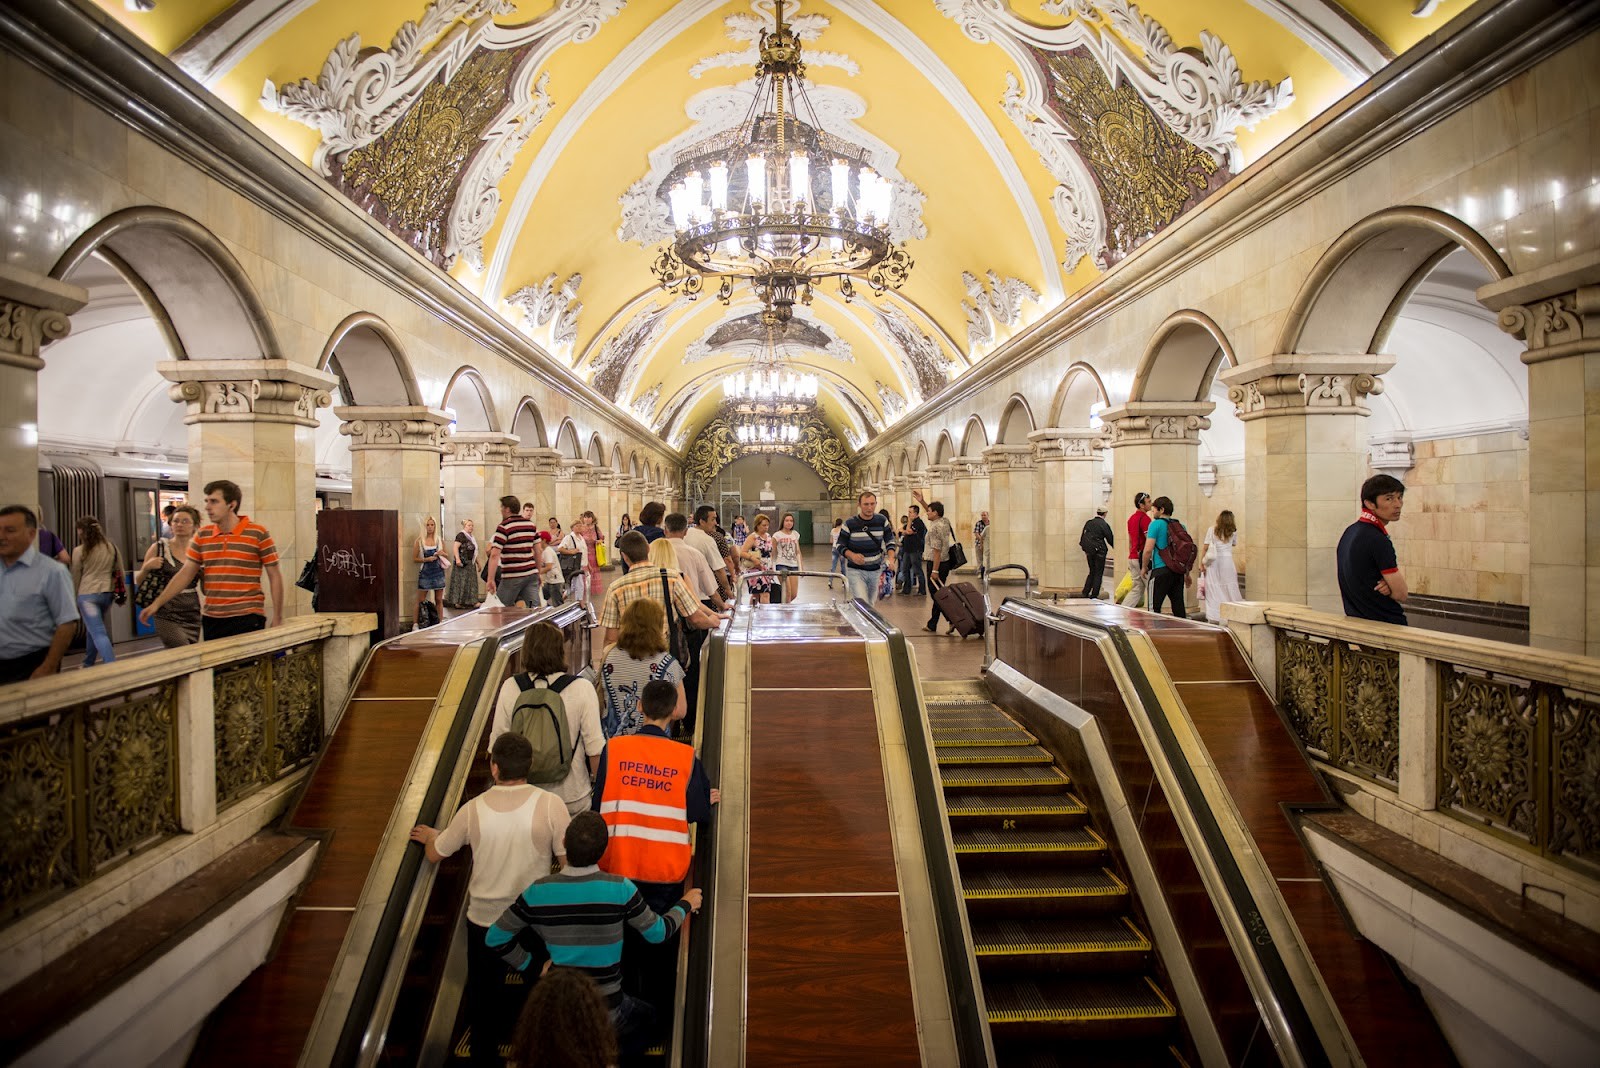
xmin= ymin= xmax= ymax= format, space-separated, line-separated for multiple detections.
xmin=1157 ymin=518 xmax=1199 ymax=575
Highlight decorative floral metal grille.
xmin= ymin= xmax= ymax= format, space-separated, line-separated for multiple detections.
xmin=0 ymin=683 xmax=177 ymax=921
xmin=214 ymin=644 xmax=324 ymax=809
xmin=1275 ymin=630 xmax=1398 ymax=784
xmin=1550 ymin=690 xmax=1600 ymax=874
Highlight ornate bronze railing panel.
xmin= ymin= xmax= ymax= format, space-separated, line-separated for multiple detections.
xmin=0 ymin=681 xmax=179 ymax=921
xmin=1276 ymin=630 xmax=1400 ymax=785
xmin=215 ymin=644 xmax=324 ymax=810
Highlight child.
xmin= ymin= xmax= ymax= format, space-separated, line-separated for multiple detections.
xmin=538 ymin=530 xmax=565 ymax=606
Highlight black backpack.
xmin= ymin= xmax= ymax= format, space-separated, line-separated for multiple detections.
xmin=416 ymin=600 xmax=439 ymax=628
xmin=508 ymin=673 xmax=577 ymax=785
xmin=1079 ymin=519 xmax=1105 ymax=553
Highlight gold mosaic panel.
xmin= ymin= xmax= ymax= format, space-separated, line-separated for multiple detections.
xmin=683 ymin=412 xmax=852 ymax=501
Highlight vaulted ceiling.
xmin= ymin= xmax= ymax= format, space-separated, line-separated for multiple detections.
xmin=97 ymin=0 xmax=1474 ymax=456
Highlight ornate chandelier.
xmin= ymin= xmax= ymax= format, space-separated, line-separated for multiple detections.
xmin=734 ymin=417 xmax=801 ymax=450
xmin=649 ymin=0 xmax=913 ymax=323
xmin=723 ymin=307 xmax=817 ymax=451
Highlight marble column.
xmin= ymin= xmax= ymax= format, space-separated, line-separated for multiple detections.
xmin=587 ymin=467 xmax=616 ymax=550
xmin=1029 ymin=429 xmax=1105 ymax=592
xmin=1 ymin=267 xmax=86 ymax=513
xmin=1099 ymin=402 xmax=1212 ymax=592
xmin=950 ymin=458 xmax=991 ymax=573
xmin=336 ymin=404 xmax=452 ymax=602
xmin=441 ymin=431 xmax=518 ymax=558
xmin=922 ymin=464 xmax=956 ymax=517
xmin=1483 ymin=270 xmax=1600 ymax=655
xmin=160 ymin=360 xmax=337 ymax=618
xmin=609 ymin=475 xmax=630 ymax=544
xmin=555 ymin=460 xmax=593 ymax=535
xmin=982 ymin=445 xmax=1037 ymax=581
xmin=1219 ymin=355 xmax=1392 ymax=613
xmin=510 ymin=446 xmax=563 ymax=523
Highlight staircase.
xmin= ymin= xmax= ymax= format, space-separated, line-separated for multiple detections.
xmin=925 ymin=683 xmax=1187 ymax=1066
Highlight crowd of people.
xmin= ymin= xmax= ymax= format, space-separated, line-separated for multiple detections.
xmin=1106 ymin=491 xmax=1242 ymax=621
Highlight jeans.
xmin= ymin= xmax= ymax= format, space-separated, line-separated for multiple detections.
xmin=77 ymin=592 xmax=116 ymax=666
xmin=844 ymin=567 xmax=880 ymax=603
xmin=829 ymin=546 xmax=847 ymax=582
xmin=1151 ymin=568 xmax=1187 ymax=618
xmin=1083 ymin=550 xmax=1107 ymax=598
xmin=898 ymin=549 xmax=925 ymax=594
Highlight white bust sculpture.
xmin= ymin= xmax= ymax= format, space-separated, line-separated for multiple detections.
xmin=759 ymin=480 xmax=776 ymax=501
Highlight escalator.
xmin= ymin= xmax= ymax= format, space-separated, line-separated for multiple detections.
xmin=926 ymin=685 xmax=1187 ymax=1066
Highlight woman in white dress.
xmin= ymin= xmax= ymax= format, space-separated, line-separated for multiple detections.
xmin=1198 ymin=509 xmax=1242 ymax=623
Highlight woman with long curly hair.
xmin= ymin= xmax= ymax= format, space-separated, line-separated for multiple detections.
xmin=599 ymin=598 xmax=684 ymax=738
xmin=507 ymin=966 xmax=616 ymax=1068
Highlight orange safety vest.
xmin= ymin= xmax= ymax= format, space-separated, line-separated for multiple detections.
xmin=598 ymin=734 xmax=695 ymax=884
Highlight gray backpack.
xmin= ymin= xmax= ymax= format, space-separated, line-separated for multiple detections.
xmin=508 ymin=673 xmax=576 ymax=785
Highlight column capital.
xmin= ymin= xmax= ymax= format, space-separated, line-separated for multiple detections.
xmin=1219 ymin=354 xmax=1393 ymax=420
xmin=1098 ymin=401 xmax=1213 ymax=446
xmin=159 ymin=360 xmax=337 ymax=428
xmin=1477 ymin=249 xmax=1600 ymax=363
xmin=923 ymin=463 xmax=955 ymax=480
xmin=1027 ymin=428 xmax=1103 ymax=462
xmin=0 ymin=263 xmax=86 ymax=371
xmin=587 ymin=466 xmax=615 ymax=487
xmin=441 ymin=430 xmax=519 ymax=467
xmin=950 ymin=456 xmax=990 ymax=479
xmin=1369 ymin=432 xmax=1416 ymax=479
xmin=557 ymin=458 xmax=594 ymax=481
xmin=512 ymin=446 xmax=564 ymax=475
xmin=334 ymin=405 xmax=452 ymax=452
xmin=982 ymin=443 xmax=1036 ymax=471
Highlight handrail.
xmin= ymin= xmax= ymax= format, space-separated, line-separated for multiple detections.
xmin=328 ymin=603 xmax=591 ymax=1066
xmin=995 ymin=598 xmax=1332 ymax=1068
xmin=980 ymin=563 xmax=1032 ymax=671
xmin=849 ymin=601 xmax=991 ymax=1066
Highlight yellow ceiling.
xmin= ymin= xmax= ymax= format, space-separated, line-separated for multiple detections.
xmin=98 ymin=0 xmax=1473 ymax=458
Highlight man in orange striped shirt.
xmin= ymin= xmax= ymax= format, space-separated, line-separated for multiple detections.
xmin=140 ymin=480 xmax=284 ymax=640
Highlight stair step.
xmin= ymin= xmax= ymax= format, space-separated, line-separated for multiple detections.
xmin=941 ymin=791 xmax=1088 ymax=825
xmin=952 ymin=826 xmax=1105 ymax=859
xmin=993 ymin=1039 xmax=1190 ymax=1067
xmin=936 ymin=743 xmax=1054 ymax=765
xmin=961 ymin=866 xmax=1127 ymax=906
xmin=930 ymin=726 xmax=1038 ymax=745
xmin=970 ymin=916 xmax=1151 ymax=970
xmin=985 ymin=975 xmax=1177 ymax=1030
xmin=926 ymin=709 xmax=1015 ymax=727
xmin=940 ymin=764 xmax=1071 ymax=790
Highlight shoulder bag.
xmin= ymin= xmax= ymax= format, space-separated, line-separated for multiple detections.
xmin=659 ymin=568 xmax=693 ymax=668
xmin=134 ymin=541 xmax=168 ymax=608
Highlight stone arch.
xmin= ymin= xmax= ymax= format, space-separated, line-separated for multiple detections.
xmin=554 ymin=418 xmax=582 ymax=459
xmin=51 ymin=206 xmax=280 ymax=361
xmin=1049 ymin=362 xmax=1110 ymax=427
xmin=958 ymin=415 xmax=990 ymax=457
xmin=997 ymin=394 xmax=1037 ymax=444
xmin=1130 ymin=311 xmax=1238 ymax=404
xmin=1277 ymin=206 xmax=1512 ymax=356
xmin=509 ymin=398 xmax=549 ymax=449
xmin=933 ymin=431 xmax=957 ymax=465
xmin=319 ymin=312 xmax=422 ymax=406
xmin=610 ymin=444 xmax=625 ymax=473
xmin=653 ymin=462 xmax=663 ymax=484
xmin=630 ymin=453 xmax=643 ymax=478
xmin=586 ymin=433 xmax=606 ymax=466
xmin=440 ymin=366 xmax=498 ymax=431
xmin=913 ymin=441 xmax=930 ymax=471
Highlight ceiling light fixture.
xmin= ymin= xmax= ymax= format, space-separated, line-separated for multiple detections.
xmin=649 ymin=0 xmax=913 ymax=324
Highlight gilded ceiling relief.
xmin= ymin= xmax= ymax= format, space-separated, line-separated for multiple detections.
xmin=683 ymin=411 xmax=852 ymax=500
xmin=937 ymin=0 xmax=1292 ymax=270
xmin=261 ymin=0 xmax=623 ymax=269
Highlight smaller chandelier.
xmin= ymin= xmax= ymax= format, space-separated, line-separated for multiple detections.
xmin=725 ymin=368 xmax=818 ymax=406
xmin=735 ymin=418 xmax=801 ymax=450
xmin=649 ymin=0 xmax=913 ymax=323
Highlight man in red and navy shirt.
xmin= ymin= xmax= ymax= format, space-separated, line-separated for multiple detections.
xmin=1336 ymin=475 xmax=1408 ymax=625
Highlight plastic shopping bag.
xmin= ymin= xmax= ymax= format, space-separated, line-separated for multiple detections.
xmin=595 ymin=541 xmax=609 ymax=567
xmin=1113 ymin=571 xmax=1134 ymax=603
xmin=482 ymin=590 xmax=504 ymax=608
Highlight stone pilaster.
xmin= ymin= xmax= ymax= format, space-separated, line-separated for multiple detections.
xmin=950 ymin=457 xmax=991 ymax=573
xmin=586 ymin=467 xmax=615 ymax=549
xmin=336 ymin=404 xmax=452 ymax=602
xmin=510 ymin=446 xmax=563 ymax=523
xmin=887 ymin=475 xmax=911 ymax=518
xmin=160 ymin=359 xmax=337 ymax=618
xmin=554 ymin=460 xmax=593 ymax=534
xmin=922 ymin=464 xmax=956 ymax=519
xmin=1030 ymin=429 xmax=1104 ymax=591
xmin=441 ymin=431 xmax=518 ymax=558
xmin=1 ymin=266 xmax=87 ymax=513
xmin=982 ymin=445 xmax=1037 ymax=581
xmin=1482 ymin=262 xmax=1600 ymax=654
xmin=609 ymin=475 xmax=630 ymax=545
xmin=1099 ymin=401 xmax=1213 ymax=592
xmin=1218 ymin=355 xmax=1391 ymax=613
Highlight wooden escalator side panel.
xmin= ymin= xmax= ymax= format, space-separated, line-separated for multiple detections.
xmin=1139 ymin=623 xmax=1456 ymax=1068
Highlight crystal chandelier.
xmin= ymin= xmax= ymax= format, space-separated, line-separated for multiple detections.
xmin=649 ymin=0 xmax=913 ymax=323
xmin=724 ymin=307 xmax=815 ymax=451
xmin=734 ymin=418 xmax=801 ymax=449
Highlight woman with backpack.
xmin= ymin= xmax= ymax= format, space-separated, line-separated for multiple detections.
xmin=600 ymin=599 xmax=685 ymax=739
xmin=487 ymin=622 xmax=604 ymax=816
xmin=413 ymin=515 xmax=449 ymax=627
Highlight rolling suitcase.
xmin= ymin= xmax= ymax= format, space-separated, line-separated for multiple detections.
xmin=934 ymin=580 xmax=986 ymax=637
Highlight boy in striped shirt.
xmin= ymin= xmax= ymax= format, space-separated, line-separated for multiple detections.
xmin=140 ymin=479 xmax=283 ymax=640
xmin=487 ymin=811 xmax=701 ymax=1056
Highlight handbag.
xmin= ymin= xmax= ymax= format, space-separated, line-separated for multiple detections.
xmin=295 ymin=557 xmax=318 ymax=593
xmin=134 ymin=541 xmax=169 ymax=609
xmin=947 ymin=541 xmax=968 ymax=570
xmin=110 ymin=548 xmax=127 ymax=606
xmin=659 ymin=569 xmax=693 ymax=667
xmin=595 ymin=541 xmax=608 ymax=567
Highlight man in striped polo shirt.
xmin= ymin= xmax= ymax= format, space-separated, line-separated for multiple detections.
xmin=485 ymin=495 xmax=543 ymax=608
xmin=140 ymin=480 xmax=283 ymax=640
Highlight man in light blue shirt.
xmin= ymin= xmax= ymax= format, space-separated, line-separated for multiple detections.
xmin=1 ymin=504 xmax=80 ymax=683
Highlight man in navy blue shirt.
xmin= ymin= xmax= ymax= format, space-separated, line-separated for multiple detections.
xmin=841 ymin=491 xmax=897 ymax=603
xmin=1336 ymin=475 xmax=1408 ymax=625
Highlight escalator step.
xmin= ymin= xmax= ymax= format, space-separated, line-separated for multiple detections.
xmin=930 ymin=726 xmax=1038 ymax=745
xmin=961 ymin=866 xmax=1127 ymax=902
xmin=970 ymin=916 xmax=1151 ymax=959
xmin=985 ymin=975 xmax=1177 ymax=1026
xmin=924 ymin=695 xmax=998 ymax=710
xmin=993 ymin=1039 xmax=1190 ymax=1067
xmin=926 ymin=711 xmax=1016 ymax=728
xmin=941 ymin=791 xmax=1088 ymax=821
xmin=952 ymin=826 xmax=1105 ymax=858
xmin=936 ymin=743 xmax=1055 ymax=765
xmin=940 ymin=764 xmax=1071 ymax=789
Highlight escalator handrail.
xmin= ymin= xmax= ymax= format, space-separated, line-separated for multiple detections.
xmin=993 ymin=598 xmax=1332 ymax=1068
xmin=852 ymin=601 xmax=992 ymax=1067
xmin=331 ymin=602 xmax=594 ymax=1067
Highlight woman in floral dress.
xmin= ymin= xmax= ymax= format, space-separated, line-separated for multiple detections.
xmin=579 ymin=510 xmax=604 ymax=596
xmin=739 ymin=513 xmax=775 ymax=603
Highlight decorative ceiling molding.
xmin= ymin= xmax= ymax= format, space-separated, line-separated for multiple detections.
xmin=585 ymin=296 xmax=690 ymax=401
xmin=681 ymin=307 xmax=854 ymax=365
xmin=876 ymin=381 xmax=907 ymax=423
xmin=874 ymin=304 xmax=955 ymax=401
xmin=938 ymin=0 xmax=1294 ymax=270
xmin=506 ymin=272 xmax=584 ymax=357
xmin=630 ymin=381 xmax=662 ymax=424
xmin=173 ymin=0 xmax=313 ymax=85
xmin=655 ymin=361 xmax=885 ymax=447
xmin=690 ymin=1 xmax=858 ymax=78
xmin=961 ymin=269 xmax=1043 ymax=353
xmin=1244 ymin=1 xmax=1390 ymax=80
xmin=260 ymin=0 xmax=623 ymax=270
